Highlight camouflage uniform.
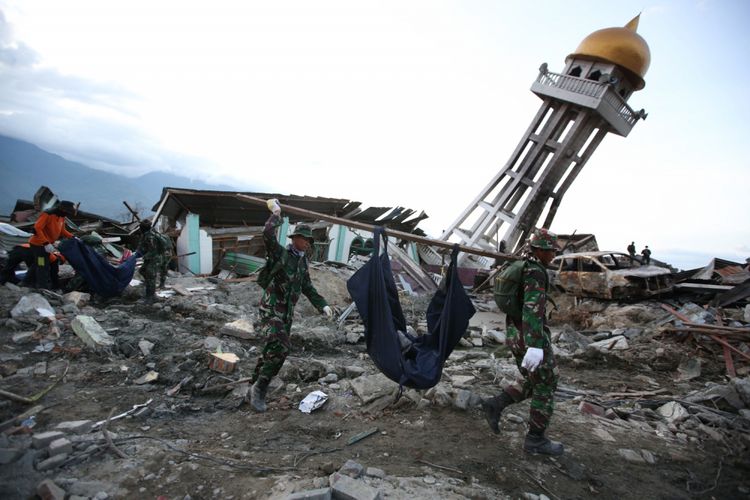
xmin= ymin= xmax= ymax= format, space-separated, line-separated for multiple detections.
xmin=502 ymin=254 xmax=558 ymax=434
xmin=252 ymin=213 xmax=328 ymax=385
xmin=137 ymin=228 xmax=164 ymax=299
xmin=157 ymin=232 xmax=174 ymax=288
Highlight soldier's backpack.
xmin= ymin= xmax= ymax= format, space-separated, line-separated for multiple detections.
xmin=492 ymin=260 xmax=549 ymax=322
xmin=493 ymin=260 xmax=527 ymax=322
xmin=155 ymin=232 xmax=173 ymax=254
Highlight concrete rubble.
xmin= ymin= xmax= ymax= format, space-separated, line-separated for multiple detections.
xmin=0 ymin=258 xmax=748 ymax=499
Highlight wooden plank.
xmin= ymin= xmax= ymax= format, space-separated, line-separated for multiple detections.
xmin=235 ymin=194 xmax=518 ymax=262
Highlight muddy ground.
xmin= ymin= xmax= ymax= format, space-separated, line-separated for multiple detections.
xmin=0 ymin=266 xmax=749 ymax=499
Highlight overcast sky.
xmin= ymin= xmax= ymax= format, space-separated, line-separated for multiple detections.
xmin=1 ymin=0 xmax=748 ymax=270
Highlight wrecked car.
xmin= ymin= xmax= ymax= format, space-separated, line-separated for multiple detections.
xmin=550 ymin=251 xmax=673 ymax=300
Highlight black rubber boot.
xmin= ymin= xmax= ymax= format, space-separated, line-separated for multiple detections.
xmin=481 ymin=392 xmax=513 ymax=434
xmin=249 ymin=379 xmax=269 ymax=413
xmin=524 ymin=432 xmax=564 ymax=456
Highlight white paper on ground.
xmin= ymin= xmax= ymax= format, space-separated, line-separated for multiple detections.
xmin=298 ymin=390 xmax=328 ymax=414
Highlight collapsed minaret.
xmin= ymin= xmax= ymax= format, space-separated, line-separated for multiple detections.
xmin=440 ymin=16 xmax=651 ymax=265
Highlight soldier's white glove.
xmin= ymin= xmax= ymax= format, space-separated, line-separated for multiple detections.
xmin=44 ymin=244 xmax=55 ymax=254
xmin=521 ymin=347 xmax=544 ymax=372
xmin=267 ymin=198 xmax=281 ymax=215
xmin=323 ymin=306 xmax=333 ymax=318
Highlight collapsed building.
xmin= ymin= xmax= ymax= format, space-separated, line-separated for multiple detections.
xmin=0 ymin=14 xmax=749 ymax=499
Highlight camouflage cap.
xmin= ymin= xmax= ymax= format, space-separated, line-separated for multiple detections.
xmin=288 ymin=224 xmax=315 ymax=244
xmin=529 ymin=228 xmax=559 ymax=250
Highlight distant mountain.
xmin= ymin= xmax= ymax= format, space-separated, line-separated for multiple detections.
xmin=0 ymin=135 xmax=240 ymax=220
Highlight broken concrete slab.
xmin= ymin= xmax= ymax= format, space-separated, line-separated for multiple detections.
xmin=11 ymin=293 xmax=55 ymax=319
xmin=37 ymin=479 xmax=66 ymax=500
xmin=62 ymin=291 xmax=90 ymax=308
xmin=36 ymin=453 xmax=69 ymax=470
xmin=48 ymin=437 xmax=73 ymax=456
xmin=344 ymin=366 xmax=366 ymax=378
xmin=71 ymin=315 xmax=115 ymax=348
xmin=484 ymin=329 xmax=506 ymax=344
xmin=220 ymin=318 xmax=255 ymax=339
xmin=138 ymin=340 xmax=155 ymax=356
xmin=134 ymin=371 xmax=159 ymax=385
xmin=329 ymin=473 xmax=381 ymax=500
xmin=365 ymin=467 xmax=386 ymax=479
xmin=424 ymin=383 xmax=452 ymax=406
xmin=449 ymin=375 xmax=476 ymax=387
xmin=32 ymin=431 xmax=66 ymax=449
xmin=618 ymin=448 xmax=646 ymax=464
xmin=588 ymin=335 xmax=629 ymax=352
xmin=591 ymin=427 xmax=616 ymax=442
xmin=55 ymin=420 xmax=94 ymax=435
xmin=657 ymin=402 xmax=690 ymax=424
xmin=453 ymin=389 xmax=473 ymax=410
xmin=350 ymin=373 xmax=398 ymax=404
xmin=286 ymin=488 xmax=332 ymax=500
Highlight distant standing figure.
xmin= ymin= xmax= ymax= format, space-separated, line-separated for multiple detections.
xmin=157 ymin=232 xmax=174 ymax=289
xmin=641 ymin=246 xmax=651 ymax=265
xmin=627 ymin=241 xmax=636 ymax=260
xmin=135 ymin=219 xmax=166 ymax=303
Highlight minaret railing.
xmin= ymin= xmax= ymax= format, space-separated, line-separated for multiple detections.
xmin=534 ymin=69 xmax=640 ymax=126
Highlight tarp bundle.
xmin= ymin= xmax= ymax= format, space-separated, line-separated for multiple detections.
xmin=347 ymin=227 xmax=475 ymax=390
xmin=59 ymin=238 xmax=137 ymax=298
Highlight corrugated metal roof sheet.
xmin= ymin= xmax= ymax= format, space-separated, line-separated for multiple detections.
xmin=152 ymin=188 xmax=428 ymax=233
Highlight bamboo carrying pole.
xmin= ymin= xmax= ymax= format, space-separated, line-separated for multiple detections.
xmin=235 ymin=194 xmax=517 ymax=262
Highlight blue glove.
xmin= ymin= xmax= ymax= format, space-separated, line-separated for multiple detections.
xmin=133 ymin=251 xmax=142 ymax=258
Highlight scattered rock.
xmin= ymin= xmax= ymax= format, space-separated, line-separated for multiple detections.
xmin=657 ymin=402 xmax=690 ymax=424
xmin=48 ymin=437 xmax=73 ymax=456
xmin=37 ymin=479 xmax=66 ymax=500
xmin=32 ymin=431 xmax=66 ymax=449
xmin=63 ymin=291 xmax=90 ymax=308
xmin=134 ymin=371 xmax=159 ymax=385
xmin=618 ymin=448 xmax=646 ymax=464
xmin=339 ymin=459 xmax=364 ymax=478
xmin=36 ymin=453 xmax=69 ymax=470
xmin=11 ymin=293 xmax=55 ymax=319
xmin=286 ymin=487 xmax=332 ymax=500
xmin=71 ymin=315 xmax=115 ymax=348
xmin=365 ymin=467 xmax=386 ymax=479
xmin=329 ymin=473 xmax=381 ymax=500
xmin=350 ymin=374 xmax=398 ymax=404
xmin=587 ymin=335 xmax=629 ymax=352
xmin=592 ymin=427 xmax=616 ymax=442
xmin=55 ymin=420 xmax=94 ymax=435
xmin=138 ymin=339 xmax=155 ymax=356
xmin=220 ymin=318 xmax=255 ymax=339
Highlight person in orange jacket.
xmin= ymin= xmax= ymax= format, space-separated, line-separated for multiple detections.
xmin=0 ymin=244 xmax=65 ymax=287
xmin=27 ymin=200 xmax=77 ymax=290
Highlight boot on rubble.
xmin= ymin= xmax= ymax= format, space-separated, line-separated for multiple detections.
xmin=249 ymin=379 xmax=269 ymax=413
xmin=523 ymin=431 xmax=564 ymax=456
xmin=480 ymin=392 xmax=513 ymax=434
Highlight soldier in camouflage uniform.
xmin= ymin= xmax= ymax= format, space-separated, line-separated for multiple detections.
xmin=249 ymin=199 xmax=333 ymax=412
xmin=157 ymin=232 xmax=174 ymax=288
xmin=135 ymin=220 xmax=164 ymax=303
xmin=481 ymin=228 xmax=564 ymax=456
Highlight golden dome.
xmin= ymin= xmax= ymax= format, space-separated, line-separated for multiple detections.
xmin=568 ymin=15 xmax=650 ymax=90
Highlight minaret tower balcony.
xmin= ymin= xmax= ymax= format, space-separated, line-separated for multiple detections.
xmin=531 ymin=66 xmax=645 ymax=137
